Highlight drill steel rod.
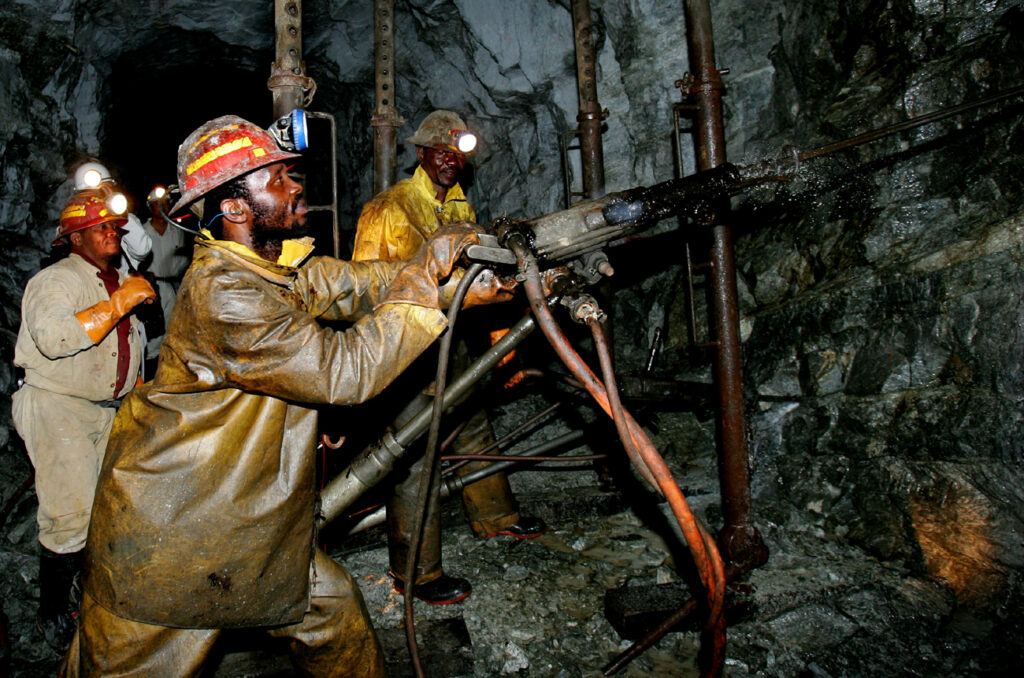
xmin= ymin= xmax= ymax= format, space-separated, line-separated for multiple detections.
xmin=798 ymin=83 xmax=1024 ymax=163
xmin=318 ymin=314 xmax=536 ymax=524
xmin=481 ymin=84 xmax=1024 ymax=271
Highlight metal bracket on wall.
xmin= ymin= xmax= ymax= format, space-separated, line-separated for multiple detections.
xmin=559 ymin=108 xmax=609 ymax=209
xmin=301 ymin=111 xmax=341 ymax=258
xmin=559 ymin=129 xmax=587 ymax=208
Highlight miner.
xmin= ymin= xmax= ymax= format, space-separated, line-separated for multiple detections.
xmin=64 ymin=115 xmax=498 ymax=675
xmin=136 ymin=184 xmax=191 ymax=371
xmin=354 ymin=110 xmax=545 ymax=606
xmin=12 ymin=187 xmax=155 ymax=651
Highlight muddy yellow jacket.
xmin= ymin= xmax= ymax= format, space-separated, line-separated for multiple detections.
xmin=85 ymin=238 xmax=446 ymax=628
xmin=353 ymin=165 xmax=476 ymax=262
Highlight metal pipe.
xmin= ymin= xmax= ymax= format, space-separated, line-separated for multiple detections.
xmin=445 ymin=401 xmax=563 ymax=475
xmin=442 ymin=453 xmax=605 ymax=463
xmin=269 ymin=0 xmax=312 ymax=119
xmin=571 ymin=0 xmax=606 ymax=200
xmin=372 ymin=0 xmax=403 ymax=195
xmin=448 ymin=431 xmax=588 ymax=486
xmin=343 ymin=429 xmax=587 ymax=535
xmin=318 ymin=314 xmax=536 ymax=524
xmin=682 ymin=0 xmax=767 ymax=573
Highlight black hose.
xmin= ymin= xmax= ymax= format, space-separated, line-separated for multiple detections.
xmin=403 ymin=263 xmax=486 ymax=678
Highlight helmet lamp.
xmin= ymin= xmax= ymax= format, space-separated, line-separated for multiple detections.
xmin=268 ymin=108 xmax=309 ymax=152
xmin=454 ymin=130 xmax=477 ymax=154
xmin=108 ymin=192 xmax=128 ymax=215
xmin=73 ymin=161 xmax=113 ymax=190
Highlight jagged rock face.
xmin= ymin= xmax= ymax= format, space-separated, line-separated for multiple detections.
xmin=734 ymin=2 xmax=1024 ymax=611
xmin=1 ymin=0 xmax=1023 ymax=673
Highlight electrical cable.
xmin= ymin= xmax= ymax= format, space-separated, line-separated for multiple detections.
xmin=156 ymin=205 xmax=208 ymax=239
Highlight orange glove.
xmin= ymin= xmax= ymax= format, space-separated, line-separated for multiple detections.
xmin=76 ymin=275 xmax=156 ymax=343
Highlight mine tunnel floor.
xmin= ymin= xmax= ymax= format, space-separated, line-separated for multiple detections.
xmin=0 ymin=402 xmax=1013 ymax=676
xmin=3 ymin=472 xmax=1008 ymax=676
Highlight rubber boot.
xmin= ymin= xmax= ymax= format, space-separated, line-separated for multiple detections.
xmin=37 ymin=548 xmax=82 ymax=653
xmin=456 ymin=408 xmax=547 ymax=540
xmin=386 ymin=393 xmax=471 ymax=605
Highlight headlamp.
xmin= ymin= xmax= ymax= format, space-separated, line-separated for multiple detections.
xmin=91 ymin=182 xmax=128 ymax=216
xmin=73 ymin=161 xmax=113 ymax=190
xmin=82 ymin=169 xmax=103 ymax=188
xmin=452 ymin=129 xmax=477 ymax=154
xmin=108 ymin=192 xmax=128 ymax=215
xmin=268 ymin=108 xmax=309 ymax=152
xmin=147 ymin=185 xmax=167 ymax=203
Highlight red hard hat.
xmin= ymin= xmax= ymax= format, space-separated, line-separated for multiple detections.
xmin=54 ymin=189 xmax=128 ymax=245
xmin=170 ymin=115 xmax=301 ymax=215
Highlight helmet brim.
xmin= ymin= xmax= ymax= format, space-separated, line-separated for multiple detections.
xmin=52 ymin=216 xmax=129 ymax=246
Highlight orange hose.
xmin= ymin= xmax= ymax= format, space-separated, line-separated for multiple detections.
xmin=511 ymin=239 xmax=726 ymax=676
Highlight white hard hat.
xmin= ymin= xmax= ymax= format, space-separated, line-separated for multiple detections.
xmin=73 ymin=162 xmax=113 ymax=191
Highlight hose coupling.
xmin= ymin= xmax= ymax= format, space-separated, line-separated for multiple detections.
xmin=561 ymin=294 xmax=606 ymax=325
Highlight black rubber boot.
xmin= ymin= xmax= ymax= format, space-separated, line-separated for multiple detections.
xmin=391 ymin=573 xmax=472 ymax=606
xmin=36 ymin=548 xmax=82 ymax=653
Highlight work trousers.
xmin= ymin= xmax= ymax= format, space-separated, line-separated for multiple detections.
xmin=64 ymin=550 xmax=385 ymax=677
xmin=387 ymin=352 xmax=520 ymax=584
xmin=11 ymin=385 xmax=115 ymax=554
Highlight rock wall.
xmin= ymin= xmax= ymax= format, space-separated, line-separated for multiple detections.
xmin=1 ymin=0 xmax=1022 ymax=639
xmin=735 ymin=1 xmax=1024 ymax=613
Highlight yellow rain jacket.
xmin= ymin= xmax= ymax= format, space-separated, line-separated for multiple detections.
xmin=85 ymin=237 xmax=447 ymax=628
xmin=353 ymin=166 xmax=475 ymax=261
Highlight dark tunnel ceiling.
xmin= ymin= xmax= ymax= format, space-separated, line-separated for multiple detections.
xmin=101 ymin=28 xmax=274 ymax=206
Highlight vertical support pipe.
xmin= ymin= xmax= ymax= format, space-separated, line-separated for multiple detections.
xmin=269 ymin=0 xmax=309 ymax=119
xmin=571 ymin=0 xmax=606 ymax=200
xmin=372 ymin=0 xmax=403 ymax=195
xmin=682 ymin=0 xmax=767 ymax=571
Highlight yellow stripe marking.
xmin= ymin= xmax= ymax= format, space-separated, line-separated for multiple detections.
xmin=186 ymin=136 xmax=254 ymax=176
xmin=61 ymin=205 xmax=87 ymax=218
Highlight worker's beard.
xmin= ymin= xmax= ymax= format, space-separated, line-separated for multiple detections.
xmin=252 ymin=195 xmax=308 ymax=249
